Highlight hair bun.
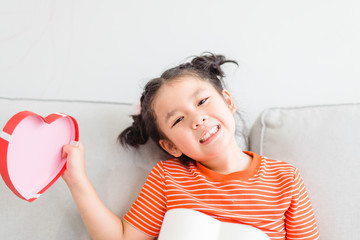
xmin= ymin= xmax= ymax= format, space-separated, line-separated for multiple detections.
xmin=190 ymin=53 xmax=237 ymax=79
xmin=118 ymin=114 xmax=148 ymax=148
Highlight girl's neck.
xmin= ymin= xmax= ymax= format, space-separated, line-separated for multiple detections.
xmin=198 ymin=138 xmax=252 ymax=175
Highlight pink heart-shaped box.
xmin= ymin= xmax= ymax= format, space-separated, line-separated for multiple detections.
xmin=0 ymin=111 xmax=79 ymax=202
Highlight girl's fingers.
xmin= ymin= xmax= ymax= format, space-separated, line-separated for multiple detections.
xmin=62 ymin=144 xmax=69 ymax=158
xmin=62 ymin=141 xmax=81 ymax=159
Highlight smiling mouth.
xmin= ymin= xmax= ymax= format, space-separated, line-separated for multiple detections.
xmin=199 ymin=125 xmax=220 ymax=143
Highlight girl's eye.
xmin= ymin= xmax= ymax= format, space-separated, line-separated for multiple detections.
xmin=198 ymin=97 xmax=209 ymax=106
xmin=172 ymin=116 xmax=184 ymax=127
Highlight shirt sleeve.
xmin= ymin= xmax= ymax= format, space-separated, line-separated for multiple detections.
xmin=124 ymin=162 xmax=167 ymax=237
xmin=285 ymin=168 xmax=320 ymax=239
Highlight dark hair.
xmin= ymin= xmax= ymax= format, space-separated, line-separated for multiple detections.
xmin=118 ymin=52 xmax=247 ymax=163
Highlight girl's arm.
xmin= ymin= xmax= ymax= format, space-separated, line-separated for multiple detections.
xmin=62 ymin=141 xmax=154 ymax=240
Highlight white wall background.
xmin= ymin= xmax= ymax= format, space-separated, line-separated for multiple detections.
xmin=1 ymin=0 xmax=359 ymax=125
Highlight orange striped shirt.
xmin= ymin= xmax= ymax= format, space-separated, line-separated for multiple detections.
xmin=124 ymin=151 xmax=319 ymax=239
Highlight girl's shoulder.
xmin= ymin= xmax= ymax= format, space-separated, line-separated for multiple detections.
xmin=159 ymin=158 xmax=195 ymax=171
xmin=151 ymin=158 xmax=197 ymax=178
xmin=257 ymin=154 xmax=299 ymax=178
xmin=248 ymin=151 xmax=297 ymax=171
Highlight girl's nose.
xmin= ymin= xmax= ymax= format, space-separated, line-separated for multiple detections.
xmin=192 ymin=113 xmax=207 ymax=129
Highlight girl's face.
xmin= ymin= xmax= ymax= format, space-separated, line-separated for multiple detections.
xmin=153 ymin=76 xmax=237 ymax=163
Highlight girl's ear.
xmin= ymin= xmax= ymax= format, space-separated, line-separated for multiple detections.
xmin=222 ymin=89 xmax=236 ymax=113
xmin=159 ymin=139 xmax=183 ymax=158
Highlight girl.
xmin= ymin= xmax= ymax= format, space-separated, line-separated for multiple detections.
xmin=62 ymin=53 xmax=320 ymax=240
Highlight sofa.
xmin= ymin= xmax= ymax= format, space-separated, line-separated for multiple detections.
xmin=0 ymin=96 xmax=359 ymax=239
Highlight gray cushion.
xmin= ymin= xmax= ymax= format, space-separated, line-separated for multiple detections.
xmin=0 ymin=97 xmax=170 ymax=240
xmin=249 ymin=103 xmax=360 ymax=240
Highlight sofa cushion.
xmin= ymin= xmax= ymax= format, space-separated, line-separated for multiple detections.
xmin=0 ymin=96 xmax=171 ymax=239
xmin=249 ymin=103 xmax=360 ymax=239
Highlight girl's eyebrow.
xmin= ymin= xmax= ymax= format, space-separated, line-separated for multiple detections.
xmin=165 ymin=109 xmax=178 ymax=123
xmin=164 ymin=87 xmax=206 ymax=123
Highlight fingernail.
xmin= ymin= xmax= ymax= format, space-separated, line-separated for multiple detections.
xmin=70 ymin=140 xmax=79 ymax=147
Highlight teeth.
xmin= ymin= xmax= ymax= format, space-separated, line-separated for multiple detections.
xmin=200 ymin=125 xmax=220 ymax=143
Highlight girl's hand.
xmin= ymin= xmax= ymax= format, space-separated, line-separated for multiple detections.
xmin=62 ymin=140 xmax=87 ymax=187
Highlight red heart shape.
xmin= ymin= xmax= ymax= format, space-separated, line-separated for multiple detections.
xmin=0 ymin=111 xmax=79 ymax=202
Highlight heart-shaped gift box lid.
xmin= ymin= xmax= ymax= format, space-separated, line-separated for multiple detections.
xmin=0 ymin=111 xmax=79 ymax=202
